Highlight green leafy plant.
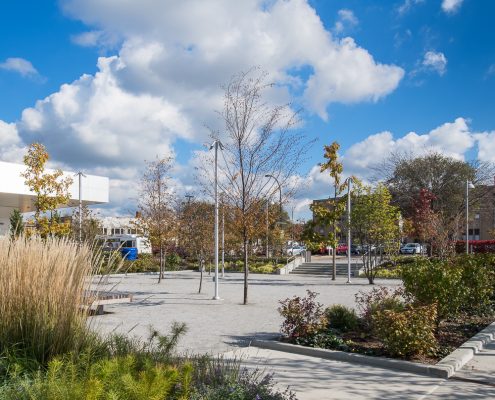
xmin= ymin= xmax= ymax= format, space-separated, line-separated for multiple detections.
xmin=0 ymin=354 xmax=192 ymax=400
xmin=355 ymin=286 xmax=406 ymax=329
xmin=325 ymin=305 xmax=359 ymax=332
xmin=278 ymin=290 xmax=326 ymax=340
xmin=401 ymin=255 xmax=495 ymax=319
xmin=295 ymin=331 xmax=348 ymax=351
xmin=372 ymin=304 xmax=438 ymax=358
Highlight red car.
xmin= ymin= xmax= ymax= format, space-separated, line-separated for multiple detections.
xmin=336 ymin=243 xmax=348 ymax=255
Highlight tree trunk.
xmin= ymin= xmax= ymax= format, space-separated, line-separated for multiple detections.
xmin=166 ymin=249 xmax=167 ymax=279
xmin=243 ymin=237 xmax=249 ymax=305
xmin=332 ymin=241 xmax=336 ymax=281
xmin=198 ymin=256 xmax=203 ymax=294
xmin=158 ymin=245 xmax=163 ymax=283
xmin=368 ymin=250 xmax=374 ymax=284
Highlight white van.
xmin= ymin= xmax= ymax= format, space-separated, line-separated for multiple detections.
xmin=96 ymin=234 xmax=152 ymax=254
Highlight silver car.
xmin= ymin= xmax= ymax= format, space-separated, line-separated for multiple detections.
xmin=400 ymin=243 xmax=424 ymax=255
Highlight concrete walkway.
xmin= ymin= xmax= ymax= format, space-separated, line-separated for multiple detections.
xmin=455 ymin=340 xmax=495 ymax=385
xmin=91 ymin=271 xmax=495 ymax=398
xmin=90 ymin=270 xmax=400 ymax=353
xmin=226 ymin=347 xmax=495 ymax=399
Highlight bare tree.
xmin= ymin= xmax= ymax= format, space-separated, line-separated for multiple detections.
xmin=198 ymin=68 xmax=311 ymax=304
xmin=136 ymin=157 xmax=176 ymax=283
xmin=177 ymin=199 xmax=215 ymax=292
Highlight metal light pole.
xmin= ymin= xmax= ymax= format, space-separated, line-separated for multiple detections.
xmin=210 ymin=140 xmax=224 ymax=300
xmin=221 ymin=202 xmax=225 ymax=278
xmin=265 ymin=174 xmax=282 ymax=256
xmin=266 ymin=199 xmax=269 ymax=258
xmin=291 ymin=205 xmax=295 ymax=255
xmin=345 ymin=177 xmax=353 ymax=283
xmin=74 ymin=171 xmax=86 ymax=246
xmin=466 ymin=180 xmax=475 ymax=254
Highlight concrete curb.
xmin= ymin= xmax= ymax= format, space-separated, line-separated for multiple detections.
xmin=251 ymin=321 xmax=495 ymax=379
xmin=251 ymin=339 xmax=452 ymax=378
xmin=437 ymin=321 xmax=495 ymax=374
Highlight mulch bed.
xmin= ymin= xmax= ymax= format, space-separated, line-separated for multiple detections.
xmin=337 ymin=314 xmax=494 ymax=364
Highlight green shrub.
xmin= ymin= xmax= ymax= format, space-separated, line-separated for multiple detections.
xmin=457 ymin=254 xmax=495 ymax=315
xmin=125 ymin=253 xmax=159 ymax=273
xmin=401 ymin=255 xmax=495 ymax=319
xmin=250 ymin=264 xmax=275 ymax=274
xmin=278 ymin=290 xmax=326 ymax=340
xmin=0 ymin=354 xmax=192 ymax=400
xmin=372 ymin=304 xmax=438 ymax=358
xmin=355 ymin=286 xmax=405 ymax=329
xmin=361 ymin=267 xmax=401 ymax=279
xmin=325 ymin=305 xmax=359 ymax=332
xmin=295 ymin=331 xmax=348 ymax=351
xmin=166 ymin=253 xmax=182 ymax=271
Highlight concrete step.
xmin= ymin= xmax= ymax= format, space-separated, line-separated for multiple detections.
xmin=291 ymin=262 xmax=362 ymax=277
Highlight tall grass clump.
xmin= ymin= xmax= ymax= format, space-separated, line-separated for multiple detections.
xmin=0 ymin=236 xmax=95 ymax=366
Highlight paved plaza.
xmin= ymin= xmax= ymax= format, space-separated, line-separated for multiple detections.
xmin=90 ymin=270 xmax=495 ymax=399
xmin=90 ymin=269 xmax=399 ymax=353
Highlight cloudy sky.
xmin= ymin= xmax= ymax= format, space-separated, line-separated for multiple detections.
xmin=0 ymin=0 xmax=494 ymax=218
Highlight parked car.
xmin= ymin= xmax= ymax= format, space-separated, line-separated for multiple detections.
xmin=336 ymin=243 xmax=348 ymax=255
xmin=400 ymin=243 xmax=424 ymax=255
xmin=355 ymin=244 xmax=376 ymax=254
xmin=287 ymin=245 xmax=306 ymax=256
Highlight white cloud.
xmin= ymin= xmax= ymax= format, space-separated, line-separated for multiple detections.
xmin=342 ymin=118 xmax=474 ymax=178
xmin=291 ymin=117 xmax=484 ymax=218
xmin=422 ymin=51 xmax=447 ymax=76
xmin=0 ymin=57 xmax=38 ymax=77
xmin=486 ymin=64 xmax=495 ymax=78
xmin=1 ymin=0 xmax=405 ymax=215
xmin=397 ymin=0 xmax=425 ymax=16
xmin=71 ymin=30 xmax=119 ymax=49
xmin=60 ymin=0 xmax=403 ymax=121
xmin=18 ymin=56 xmax=192 ymax=169
xmin=334 ymin=9 xmax=358 ymax=34
xmin=475 ymin=132 xmax=495 ymax=163
xmin=0 ymin=120 xmax=26 ymax=162
xmin=441 ymin=0 xmax=464 ymax=14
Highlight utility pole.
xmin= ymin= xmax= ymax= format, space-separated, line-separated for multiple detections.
xmin=74 ymin=171 xmax=86 ymax=246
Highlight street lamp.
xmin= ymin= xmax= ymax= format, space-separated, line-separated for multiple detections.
xmin=344 ymin=177 xmax=353 ymax=283
xmin=221 ymin=195 xmax=225 ymax=278
xmin=466 ymin=180 xmax=475 ymax=254
xmin=210 ymin=140 xmax=224 ymax=300
xmin=74 ymin=171 xmax=86 ymax=246
xmin=265 ymin=174 xmax=283 ymax=256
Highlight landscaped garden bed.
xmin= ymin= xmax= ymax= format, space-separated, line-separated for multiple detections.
xmin=277 ymin=254 xmax=495 ymax=365
xmin=0 ymin=236 xmax=295 ymax=400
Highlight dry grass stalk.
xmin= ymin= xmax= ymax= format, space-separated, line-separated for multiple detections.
xmin=0 ymin=236 xmax=94 ymax=363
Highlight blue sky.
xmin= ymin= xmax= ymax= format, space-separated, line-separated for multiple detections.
xmin=0 ymin=0 xmax=494 ymax=217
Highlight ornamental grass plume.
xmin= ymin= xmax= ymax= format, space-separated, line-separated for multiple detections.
xmin=0 ymin=235 xmax=96 ymax=365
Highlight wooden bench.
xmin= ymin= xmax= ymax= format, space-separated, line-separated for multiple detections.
xmin=83 ymin=290 xmax=133 ymax=315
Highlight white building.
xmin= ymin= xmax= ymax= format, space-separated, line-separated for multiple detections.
xmin=100 ymin=216 xmax=140 ymax=236
xmin=0 ymin=161 xmax=109 ymax=235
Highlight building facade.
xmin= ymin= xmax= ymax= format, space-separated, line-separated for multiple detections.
xmin=0 ymin=161 xmax=109 ymax=236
